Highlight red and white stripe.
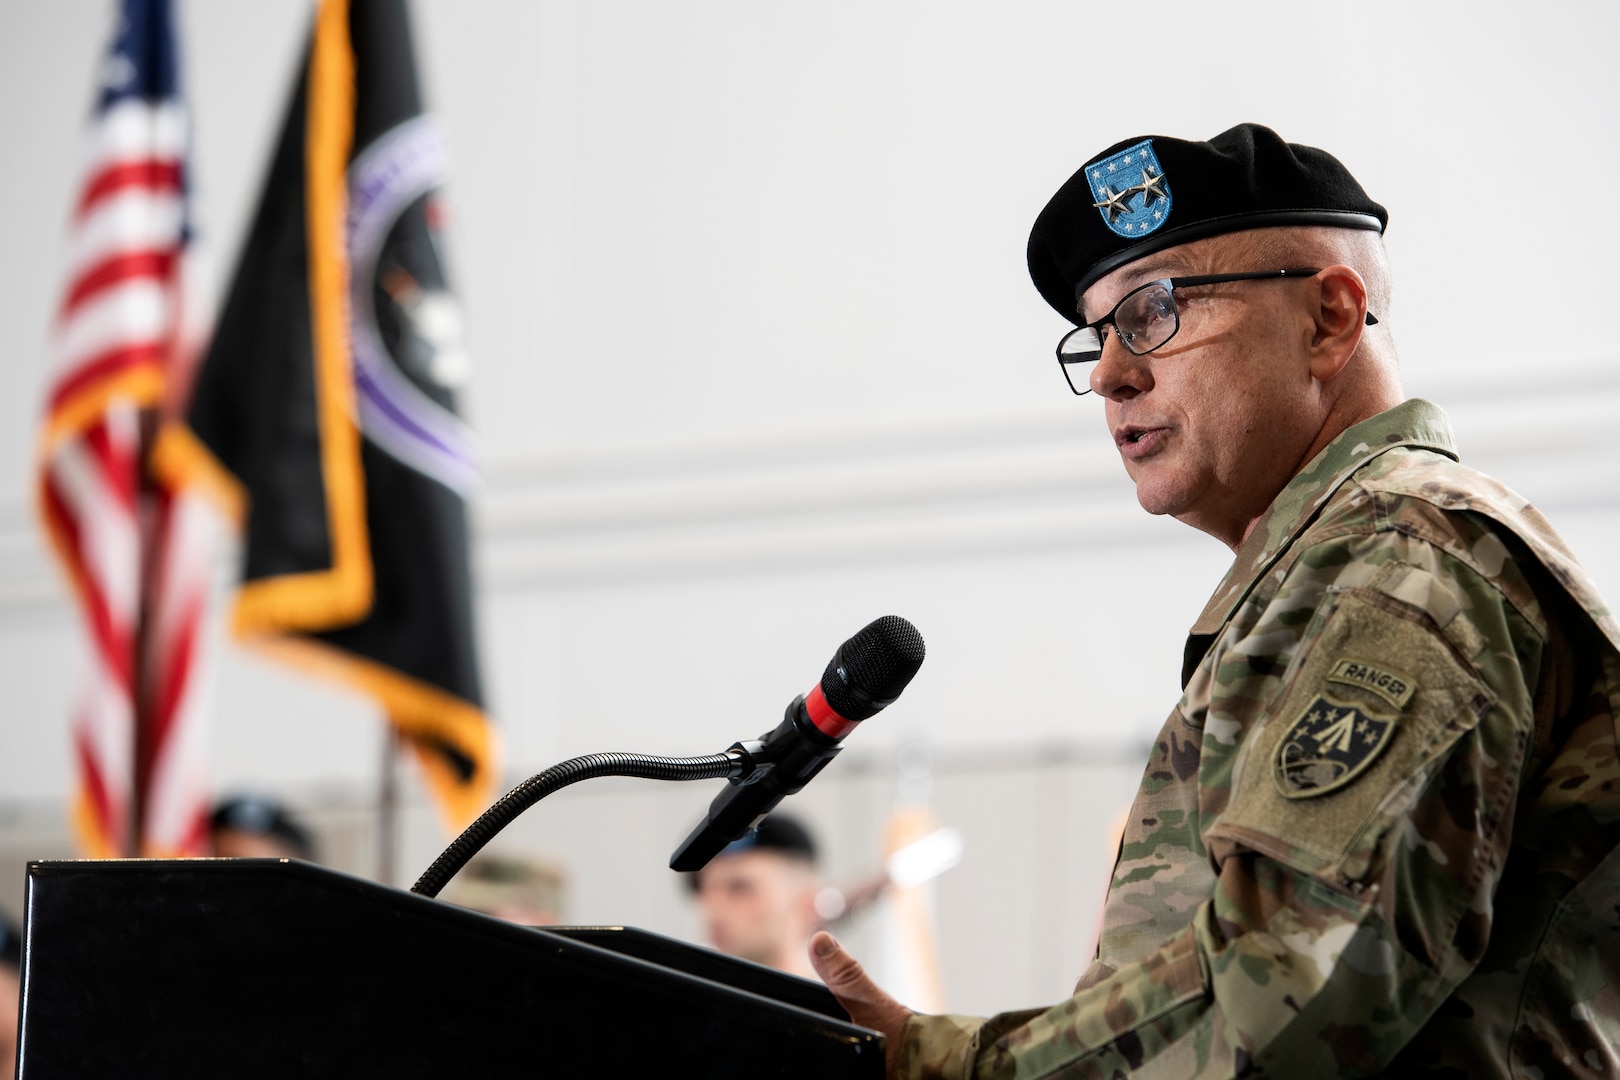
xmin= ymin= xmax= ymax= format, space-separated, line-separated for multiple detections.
xmin=40 ymin=90 xmax=212 ymax=858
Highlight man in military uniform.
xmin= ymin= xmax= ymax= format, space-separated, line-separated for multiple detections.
xmin=809 ymin=124 xmax=1620 ymax=1077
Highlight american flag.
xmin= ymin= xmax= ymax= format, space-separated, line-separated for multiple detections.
xmin=37 ymin=0 xmax=212 ymax=858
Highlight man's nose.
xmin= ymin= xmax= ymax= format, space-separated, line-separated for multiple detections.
xmin=1089 ymin=331 xmax=1152 ymax=399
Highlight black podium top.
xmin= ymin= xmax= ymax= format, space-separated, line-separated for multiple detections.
xmin=19 ymin=859 xmax=883 ymax=1079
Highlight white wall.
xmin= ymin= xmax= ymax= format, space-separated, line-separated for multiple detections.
xmin=2 ymin=0 xmax=1617 ymax=1018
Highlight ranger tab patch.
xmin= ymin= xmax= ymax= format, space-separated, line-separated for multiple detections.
xmin=1325 ymin=657 xmax=1416 ymax=709
xmin=1275 ymin=693 xmax=1397 ymax=799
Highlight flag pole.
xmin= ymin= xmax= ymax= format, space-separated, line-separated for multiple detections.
xmin=378 ymin=723 xmax=400 ymax=886
xmin=130 ymin=409 xmax=161 ymax=856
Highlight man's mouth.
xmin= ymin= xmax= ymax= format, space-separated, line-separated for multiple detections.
xmin=1116 ymin=425 xmax=1155 ymax=445
xmin=1115 ymin=424 xmax=1167 ymax=455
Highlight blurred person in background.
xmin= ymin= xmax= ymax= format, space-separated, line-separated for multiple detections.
xmin=1 ymin=909 xmax=20 ymax=1079
xmin=687 ymin=814 xmax=822 ymax=980
xmin=209 ymin=795 xmax=317 ymax=861
xmin=445 ymin=853 xmax=569 ymax=926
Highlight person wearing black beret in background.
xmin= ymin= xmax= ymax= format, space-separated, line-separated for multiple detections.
xmin=687 ymin=814 xmax=824 ymax=979
xmin=808 ymin=124 xmax=1620 ymax=1077
xmin=209 ymin=794 xmax=318 ymax=861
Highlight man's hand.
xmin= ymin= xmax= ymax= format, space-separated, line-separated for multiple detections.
xmin=810 ymin=931 xmax=913 ymax=1078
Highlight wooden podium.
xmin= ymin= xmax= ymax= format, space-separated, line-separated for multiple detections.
xmin=17 ymin=859 xmax=883 ymax=1078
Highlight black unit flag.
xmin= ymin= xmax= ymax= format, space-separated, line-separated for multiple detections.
xmin=157 ymin=0 xmax=494 ymax=828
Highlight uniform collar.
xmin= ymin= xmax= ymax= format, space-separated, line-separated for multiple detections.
xmin=1179 ymin=400 xmax=1457 ymax=682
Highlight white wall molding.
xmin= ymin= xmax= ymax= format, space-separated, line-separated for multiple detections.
xmin=4 ymin=360 xmax=1617 ymax=615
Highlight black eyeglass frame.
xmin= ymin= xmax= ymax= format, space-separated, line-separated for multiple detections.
xmin=1056 ymin=268 xmax=1379 ymax=396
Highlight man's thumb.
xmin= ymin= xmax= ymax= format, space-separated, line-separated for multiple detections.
xmin=809 ymin=930 xmax=910 ymax=1076
xmin=810 ymin=932 xmax=881 ymax=1006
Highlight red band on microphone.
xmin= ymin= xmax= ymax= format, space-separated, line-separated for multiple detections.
xmin=804 ymin=684 xmax=858 ymax=740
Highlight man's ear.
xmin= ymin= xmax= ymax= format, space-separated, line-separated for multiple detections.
xmin=1307 ymin=264 xmax=1370 ymax=382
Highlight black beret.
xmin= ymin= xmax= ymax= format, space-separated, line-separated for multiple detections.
xmin=683 ymin=814 xmax=818 ymax=891
xmin=210 ymin=794 xmax=316 ymax=860
xmin=730 ymin=814 xmax=817 ymax=861
xmin=1027 ymin=123 xmax=1387 ymax=323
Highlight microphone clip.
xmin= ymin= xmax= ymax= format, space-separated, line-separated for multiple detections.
xmin=723 ymin=738 xmax=769 ymax=782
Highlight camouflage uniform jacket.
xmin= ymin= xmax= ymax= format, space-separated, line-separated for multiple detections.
xmin=903 ymin=399 xmax=1620 ymax=1078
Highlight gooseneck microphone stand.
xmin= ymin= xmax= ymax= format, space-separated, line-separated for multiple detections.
xmin=411 ymin=749 xmax=742 ymax=898
xmin=412 ymin=614 xmax=926 ymax=900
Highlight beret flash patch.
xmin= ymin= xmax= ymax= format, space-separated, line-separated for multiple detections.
xmin=1274 ymin=692 xmax=1397 ymax=799
xmin=1086 ymin=139 xmax=1172 ymax=240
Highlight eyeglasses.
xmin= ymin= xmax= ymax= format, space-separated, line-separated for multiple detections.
xmin=1055 ymin=268 xmax=1380 ymax=395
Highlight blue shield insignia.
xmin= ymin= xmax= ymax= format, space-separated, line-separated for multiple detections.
xmin=1086 ymin=139 xmax=1172 ymax=239
xmin=1273 ymin=693 xmax=1397 ymax=799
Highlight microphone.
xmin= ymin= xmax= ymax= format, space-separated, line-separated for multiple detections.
xmin=669 ymin=615 xmax=926 ymax=873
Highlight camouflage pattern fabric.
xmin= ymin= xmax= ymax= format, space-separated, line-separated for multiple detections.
xmin=903 ymin=399 xmax=1620 ymax=1078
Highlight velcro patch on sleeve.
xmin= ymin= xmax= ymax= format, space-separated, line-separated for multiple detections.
xmin=1208 ymin=584 xmax=1494 ymax=882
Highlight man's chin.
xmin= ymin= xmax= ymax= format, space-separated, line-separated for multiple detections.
xmin=1131 ymin=481 xmax=1183 ymax=519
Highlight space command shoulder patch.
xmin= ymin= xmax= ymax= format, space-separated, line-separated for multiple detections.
xmin=1274 ymin=692 xmax=1398 ymax=799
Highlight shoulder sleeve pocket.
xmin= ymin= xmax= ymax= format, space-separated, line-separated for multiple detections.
xmin=1208 ymin=584 xmax=1496 ymax=886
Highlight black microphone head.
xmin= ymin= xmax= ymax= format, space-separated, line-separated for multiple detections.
xmin=820 ymin=615 xmax=926 ymax=722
